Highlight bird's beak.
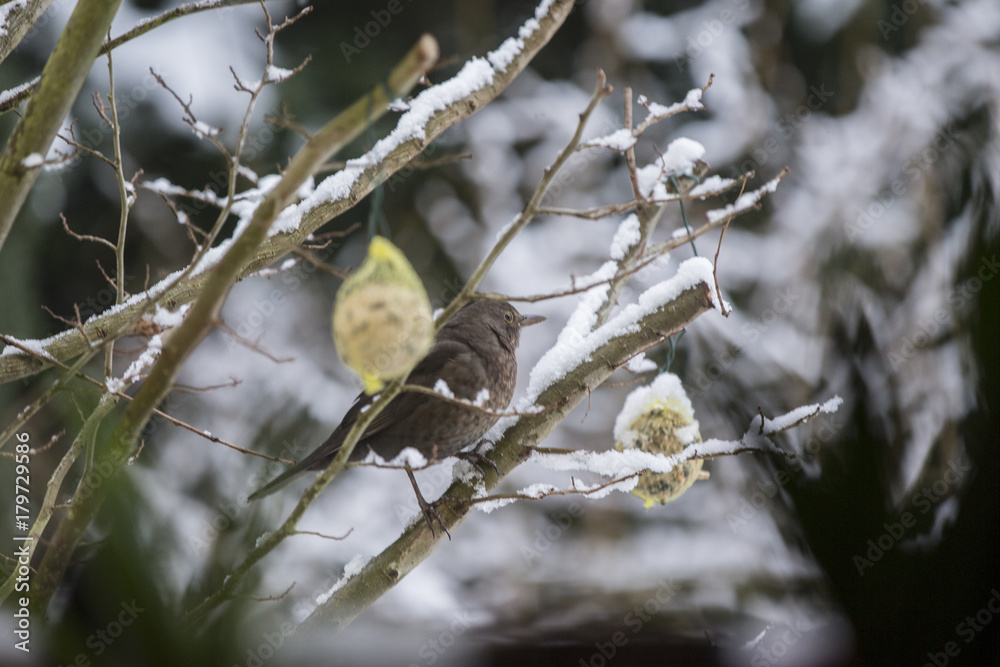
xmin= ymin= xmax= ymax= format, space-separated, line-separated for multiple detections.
xmin=519 ymin=314 xmax=545 ymax=327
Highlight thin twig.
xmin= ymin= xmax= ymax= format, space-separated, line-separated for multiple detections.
xmin=398 ymin=383 xmax=550 ymax=418
xmin=623 ymin=87 xmax=641 ymax=200
xmin=214 ymin=320 xmax=294 ymax=364
xmin=291 ymin=529 xmax=353 ymax=541
xmin=60 ymin=214 xmax=116 ymax=250
xmin=290 ymin=247 xmax=350 ymax=279
xmin=434 ymin=68 xmax=614 ymax=328
xmin=712 ymin=217 xmax=733 ymax=317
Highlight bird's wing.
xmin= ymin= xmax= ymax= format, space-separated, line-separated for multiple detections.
xmin=311 ymin=340 xmax=480 ymax=462
xmin=361 ymin=339 xmax=481 ymax=435
xmin=248 ymin=340 xmax=484 ymax=499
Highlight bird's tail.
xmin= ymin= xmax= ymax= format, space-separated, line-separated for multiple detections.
xmin=247 ymin=458 xmax=314 ymax=501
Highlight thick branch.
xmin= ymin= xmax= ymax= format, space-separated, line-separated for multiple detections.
xmin=0 ymin=0 xmax=577 ymax=385
xmin=0 ymin=0 xmax=56 ymax=64
xmin=0 ymin=0 xmax=125 ymax=254
xmin=0 ymin=0 xmax=267 ymax=114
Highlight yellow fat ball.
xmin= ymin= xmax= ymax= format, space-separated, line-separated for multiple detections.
xmin=332 ymin=236 xmax=434 ymax=394
xmin=613 ymin=373 xmax=705 ymax=508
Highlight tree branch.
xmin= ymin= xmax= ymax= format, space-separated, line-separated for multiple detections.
xmin=0 ymin=0 xmax=125 ymax=254
xmin=0 ymin=0 xmax=577 ymax=386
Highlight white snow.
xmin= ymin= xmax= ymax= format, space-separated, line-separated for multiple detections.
xmin=151 ymin=303 xmax=190 ymax=328
xmin=517 ymin=482 xmax=559 ymax=498
xmin=433 ymin=379 xmax=455 ymax=398
xmin=487 ymin=37 xmax=523 ymax=72
xmin=639 ymin=87 xmax=704 ymax=121
xmin=635 ymin=138 xmax=706 ymax=198
xmin=106 ymin=333 xmax=164 ymax=394
xmin=609 ymin=213 xmax=641 ymax=260
xmin=688 ymin=175 xmax=739 ymax=198
xmin=0 ymin=77 xmax=37 ymax=107
xmin=625 ymin=353 xmax=657 ymax=373
xmin=474 ymin=496 xmax=518 ymax=514
xmin=0 ymin=0 xmax=28 ymax=37
xmin=0 ymin=335 xmax=56 ymax=361
xmin=613 ymin=372 xmax=698 ymax=448
xmin=759 ymin=395 xmax=843 ymax=435
xmin=270 ymin=57 xmax=500 ymax=238
xmin=660 ymin=138 xmax=706 ymax=174
xmin=473 ymin=388 xmax=491 ymax=407
xmin=360 ymin=446 xmax=429 ymax=469
xmin=582 ymin=128 xmax=637 ymax=151
xmin=191 ymin=120 xmax=221 ymax=138
xmin=315 ymin=553 xmax=370 ymax=605
xmin=266 ymin=65 xmax=295 ymax=83
xmin=706 ymin=172 xmax=783 ymax=223
xmin=529 ymin=396 xmax=841 ymax=483
xmin=21 ymin=153 xmax=44 ymax=168
xmin=522 ymin=256 xmax=718 ymax=407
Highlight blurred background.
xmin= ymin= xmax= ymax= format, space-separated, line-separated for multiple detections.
xmin=0 ymin=0 xmax=997 ymax=665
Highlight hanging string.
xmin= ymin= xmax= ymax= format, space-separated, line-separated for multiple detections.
xmin=656 ymin=173 xmax=704 ymax=374
xmin=660 ymin=329 xmax=685 ymax=373
xmin=365 ymin=85 xmax=391 ymax=240
xmin=669 ymin=174 xmax=698 ymax=257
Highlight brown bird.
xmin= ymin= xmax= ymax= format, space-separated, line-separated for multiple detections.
xmin=249 ymin=300 xmax=543 ymax=532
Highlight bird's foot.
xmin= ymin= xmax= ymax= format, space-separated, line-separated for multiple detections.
xmin=455 ymin=447 xmax=499 ymax=475
xmin=404 ymin=467 xmax=451 ymax=540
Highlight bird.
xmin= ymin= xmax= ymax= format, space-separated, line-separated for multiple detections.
xmin=249 ymin=299 xmax=543 ymax=534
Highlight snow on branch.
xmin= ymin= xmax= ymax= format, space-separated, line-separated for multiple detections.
xmin=471 ymin=396 xmax=843 ymax=510
xmin=0 ymin=2 xmax=575 ymax=387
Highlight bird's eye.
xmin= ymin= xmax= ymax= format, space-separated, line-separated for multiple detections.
xmin=504 ymin=311 xmax=514 ymax=323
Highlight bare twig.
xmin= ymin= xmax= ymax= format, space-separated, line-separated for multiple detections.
xmin=398 ymin=383 xmax=548 ymax=418
xmin=290 ymin=246 xmax=350 ymax=279
xmin=60 ymin=214 xmax=116 ymax=251
xmin=242 ymin=582 xmax=296 ymax=603
xmin=712 ymin=217 xmax=733 ymax=317
xmin=214 ymin=320 xmax=295 ymax=364
xmin=624 ymin=87 xmax=641 ymax=200
xmin=292 ymin=529 xmax=353 ymax=541
xmin=173 ymin=377 xmax=242 ymax=393
xmin=434 ymin=67 xmax=614 ymax=327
